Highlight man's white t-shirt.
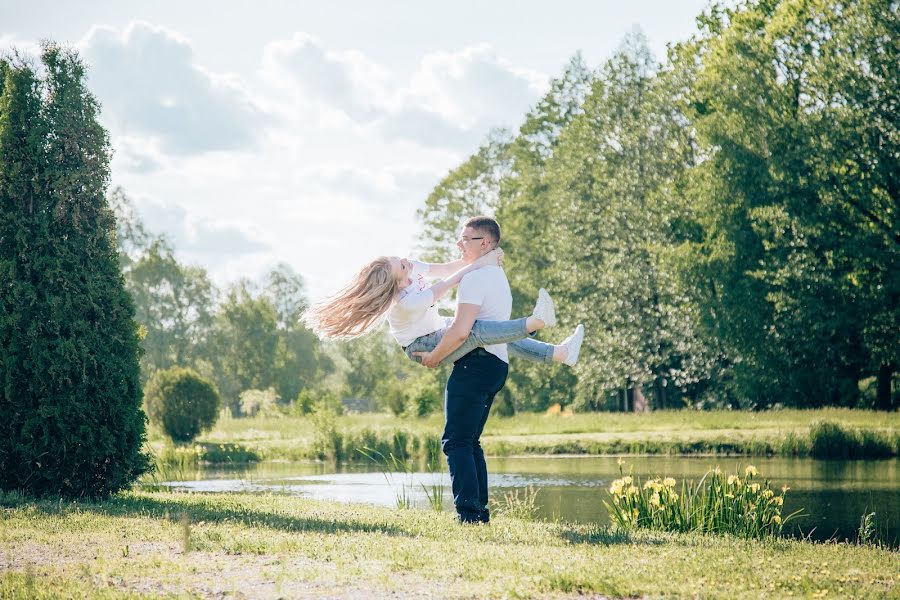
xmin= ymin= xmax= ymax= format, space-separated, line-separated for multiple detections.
xmin=387 ymin=261 xmax=446 ymax=347
xmin=456 ymin=265 xmax=512 ymax=363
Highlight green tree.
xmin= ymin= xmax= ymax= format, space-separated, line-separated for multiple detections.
xmin=493 ymin=53 xmax=594 ymax=412
xmin=207 ymin=281 xmax=280 ymax=414
xmin=127 ymin=238 xmax=217 ymax=379
xmin=108 ymin=186 xmax=154 ymax=272
xmin=684 ymin=0 xmax=899 ymax=407
xmin=417 ymin=128 xmax=513 ymax=262
xmin=261 ymin=264 xmax=332 ymax=402
xmin=0 ymin=46 xmax=149 ymax=497
xmin=540 ymin=33 xmax=712 ymax=410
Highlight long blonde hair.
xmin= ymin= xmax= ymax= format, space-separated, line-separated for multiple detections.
xmin=301 ymin=256 xmax=399 ymax=339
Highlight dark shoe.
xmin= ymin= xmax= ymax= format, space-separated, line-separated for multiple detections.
xmin=456 ymin=509 xmax=491 ymax=524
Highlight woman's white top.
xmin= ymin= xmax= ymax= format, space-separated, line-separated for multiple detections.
xmin=386 ymin=261 xmax=447 ymax=347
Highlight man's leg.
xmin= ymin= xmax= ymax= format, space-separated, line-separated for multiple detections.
xmin=471 ymin=355 xmax=508 ymax=522
xmin=442 ymin=355 xmax=492 ymax=522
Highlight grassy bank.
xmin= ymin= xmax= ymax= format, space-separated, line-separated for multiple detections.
xmin=1 ymin=490 xmax=897 ymax=599
xmin=149 ymin=409 xmax=900 ymax=465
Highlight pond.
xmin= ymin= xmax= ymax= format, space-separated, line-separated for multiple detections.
xmin=162 ymin=456 xmax=900 ymax=546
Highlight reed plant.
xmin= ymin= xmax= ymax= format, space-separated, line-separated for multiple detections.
xmin=491 ymin=485 xmax=540 ymax=521
xmin=603 ymin=463 xmax=802 ymax=539
xmin=420 ymin=444 xmax=445 ymax=512
xmin=357 ymin=447 xmax=414 ymax=509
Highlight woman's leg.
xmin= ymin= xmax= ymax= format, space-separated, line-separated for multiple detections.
xmin=404 ymin=318 xmax=532 ymax=366
xmin=508 ymin=338 xmax=555 ymax=364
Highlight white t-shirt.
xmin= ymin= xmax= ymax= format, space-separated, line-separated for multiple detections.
xmin=456 ymin=266 xmax=512 ymax=363
xmin=387 ymin=261 xmax=446 ymax=347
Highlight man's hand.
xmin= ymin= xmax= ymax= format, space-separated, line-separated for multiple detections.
xmin=413 ymin=351 xmax=439 ymax=368
xmin=417 ymin=303 xmax=480 ymax=367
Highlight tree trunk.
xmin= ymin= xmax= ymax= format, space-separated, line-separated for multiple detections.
xmin=655 ymin=377 xmax=667 ymax=410
xmin=633 ymin=384 xmax=648 ymax=413
xmin=876 ymin=363 xmax=895 ymax=411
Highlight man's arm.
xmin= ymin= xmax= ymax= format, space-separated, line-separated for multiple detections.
xmin=414 ymin=303 xmax=480 ymax=368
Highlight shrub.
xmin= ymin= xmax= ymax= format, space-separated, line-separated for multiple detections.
xmin=294 ymin=389 xmax=316 ymax=415
xmin=144 ymin=367 xmax=220 ymax=443
xmin=239 ymin=387 xmax=280 ymax=417
xmin=808 ymin=420 xmax=894 ymax=459
xmin=0 ymin=47 xmax=150 ymax=498
xmin=310 ymin=408 xmax=343 ymax=461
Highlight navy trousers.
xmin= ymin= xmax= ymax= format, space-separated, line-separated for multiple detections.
xmin=442 ymin=348 xmax=509 ymax=523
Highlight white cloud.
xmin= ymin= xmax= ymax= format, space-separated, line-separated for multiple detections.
xmin=0 ymin=33 xmax=41 ymax=59
xmin=402 ymin=44 xmax=548 ymax=129
xmin=260 ymin=34 xmax=548 ymax=150
xmin=2 ymin=24 xmax=548 ymax=299
xmin=260 ymin=32 xmax=389 ymax=122
xmin=79 ymin=21 xmax=271 ymax=155
xmin=134 ymin=194 xmax=270 ymax=268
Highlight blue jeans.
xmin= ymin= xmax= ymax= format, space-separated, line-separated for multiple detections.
xmin=442 ymin=348 xmax=509 ymax=522
xmin=404 ymin=318 xmax=554 ymax=366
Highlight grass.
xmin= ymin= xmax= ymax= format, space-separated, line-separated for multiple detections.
xmin=148 ymin=408 xmax=900 ymax=464
xmin=1 ymin=489 xmax=897 ymax=598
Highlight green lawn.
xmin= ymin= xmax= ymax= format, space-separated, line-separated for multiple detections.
xmin=148 ymin=408 xmax=900 ymax=463
xmin=201 ymin=408 xmax=899 ymax=440
xmin=2 ymin=491 xmax=897 ymax=599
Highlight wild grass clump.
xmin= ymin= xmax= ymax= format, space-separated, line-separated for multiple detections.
xmin=153 ymin=443 xmax=258 ymax=468
xmin=357 ymin=448 xmax=415 ymax=509
xmin=310 ymin=414 xmax=438 ymax=462
xmin=809 ymin=420 xmax=894 ymax=459
xmin=604 ymin=464 xmax=801 ymax=539
xmin=491 ymin=485 xmax=540 ymax=521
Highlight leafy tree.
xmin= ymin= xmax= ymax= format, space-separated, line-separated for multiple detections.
xmin=538 ymin=33 xmax=712 ymax=410
xmin=0 ymin=45 xmax=149 ymax=497
xmin=417 ymin=128 xmax=513 ymax=262
xmin=683 ymin=0 xmax=899 ymax=407
xmin=127 ymin=238 xmax=217 ymax=379
xmin=108 ymin=186 xmax=154 ymax=272
xmin=207 ymin=281 xmax=280 ymax=414
xmin=260 ymin=264 xmax=331 ymax=402
xmin=108 ymin=189 xmax=218 ymax=381
xmin=493 ymin=53 xmax=595 ymax=412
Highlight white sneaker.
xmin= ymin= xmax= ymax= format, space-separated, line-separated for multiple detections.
xmin=532 ymin=288 xmax=556 ymax=327
xmin=561 ymin=324 xmax=584 ymax=366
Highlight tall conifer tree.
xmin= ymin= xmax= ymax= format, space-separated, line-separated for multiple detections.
xmin=0 ymin=45 xmax=149 ymax=497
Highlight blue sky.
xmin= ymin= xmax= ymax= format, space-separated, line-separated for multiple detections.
xmin=2 ymin=0 xmax=712 ymax=299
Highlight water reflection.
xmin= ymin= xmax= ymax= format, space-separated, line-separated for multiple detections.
xmin=161 ymin=456 xmax=900 ymax=545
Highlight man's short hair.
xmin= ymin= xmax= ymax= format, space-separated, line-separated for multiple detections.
xmin=464 ymin=216 xmax=501 ymax=246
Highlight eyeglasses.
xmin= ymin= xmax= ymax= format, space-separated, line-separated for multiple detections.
xmin=458 ymin=236 xmax=485 ymax=243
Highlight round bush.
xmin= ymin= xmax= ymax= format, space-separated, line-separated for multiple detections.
xmin=145 ymin=367 xmax=221 ymax=443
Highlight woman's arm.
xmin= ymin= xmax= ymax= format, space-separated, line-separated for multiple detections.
xmin=420 ymin=258 xmax=467 ymax=279
xmin=425 ymin=249 xmax=502 ymax=303
xmin=397 ymin=250 xmax=502 ymax=312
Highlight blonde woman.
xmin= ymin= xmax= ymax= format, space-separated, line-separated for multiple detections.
xmin=303 ymin=250 xmax=584 ymax=367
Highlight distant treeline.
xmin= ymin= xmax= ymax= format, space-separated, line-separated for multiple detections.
xmin=417 ymin=0 xmax=898 ymax=411
xmin=113 ymin=187 xmax=441 ymax=417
